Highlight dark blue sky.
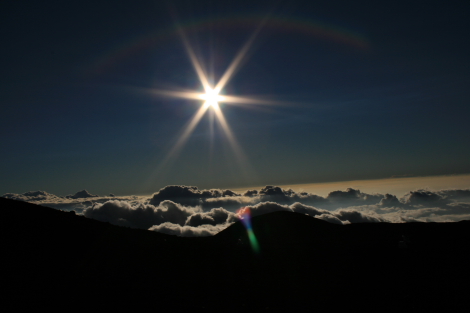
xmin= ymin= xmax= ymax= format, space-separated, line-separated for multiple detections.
xmin=1 ymin=0 xmax=469 ymax=195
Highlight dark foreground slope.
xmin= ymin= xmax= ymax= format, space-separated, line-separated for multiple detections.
xmin=2 ymin=198 xmax=470 ymax=312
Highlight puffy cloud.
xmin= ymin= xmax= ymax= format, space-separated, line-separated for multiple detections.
xmin=148 ymin=222 xmax=231 ymax=237
xmin=240 ymin=201 xmax=291 ymax=217
xmin=0 ymin=190 xmax=111 ymax=214
xmin=243 ymin=190 xmax=258 ymax=197
xmin=62 ymin=186 xmax=470 ymax=230
xmin=149 ymin=185 xmax=241 ymax=207
xmin=423 ymin=213 xmax=470 ymax=222
xmin=83 ymin=200 xmax=198 ymax=228
xmin=238 ymin=201 xmax=388 ymax=224
xmin=2 ymin=190 xmax=62 ymax=202
xmin=147 ymin=185 xmax=392 ymax=212
xmin=186 ymin=208 xmax=238 ymax=227
xmin=215 ymin=186 xmax=385 ymax=210
xmin=315 ymin=213 xmax=348 ymax=225
xmin=149 ymin=185 xmax=203 ymax=206
xmin=333 ymin=209 xmax=388 ymax=223
xmin=201 ymin=196 xmax=256 ymax=211
xmin=446 ymin=202 xmax=470 ymax=213
xmin=82 ymin=199 xmax=238 ymax=236
xmin=379 ymin=194 xmax=402 ymax=207
xmin=345 ymin=199 xmax=470 ymax=223
xmin=258 ymin=186 xmax=285 ymax=196
xmin=401 ymin=190 xmax=448 ymax=206
xmin=437 ymin=189 xmax=470 ymax=201
xmin=258 ymin=186 xmax=328 ymax=207
xmin=377 ymin=207 xmax=447 ymax=223
xmin=327 ymin=188 xmax=361 ymax=201
xmin=326 ymin=188 xmax=384 ymax=207
xmin=289 ymin=202 xmax=330 ymax=216
xmin=6 ymin=185 xmax=470 ymax=236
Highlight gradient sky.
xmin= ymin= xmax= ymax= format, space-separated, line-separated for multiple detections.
xmin=1 ymin=0 xmax=469 ymax=196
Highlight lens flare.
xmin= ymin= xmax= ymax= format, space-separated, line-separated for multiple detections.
xmin=145 ymin=13 xmax=287 ymax=184
xmin=146 ymin=18 xmax=268 ymax=179
xmin=199 ymin=88 xmax=225 ymax=108
xmin=237 ymin=207 xmax=260 ymax=254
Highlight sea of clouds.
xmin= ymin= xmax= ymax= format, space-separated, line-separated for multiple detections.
xmin=3 ymin=185 xmax=470 ymax=236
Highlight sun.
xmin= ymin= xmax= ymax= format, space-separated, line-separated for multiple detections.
xmin=147 ymin=19 xmax=277 ymax=178
xmin=199 ymin=87 xmax=226 ymax=109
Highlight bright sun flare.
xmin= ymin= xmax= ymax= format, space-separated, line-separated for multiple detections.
xmin=199 ymin=88 xmax=225 ymax=109
xmin=149 ymin=19 xmax=276 ymax=178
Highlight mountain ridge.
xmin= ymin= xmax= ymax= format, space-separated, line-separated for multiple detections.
xmin=2 ymin=197 xmax=469 ymax=312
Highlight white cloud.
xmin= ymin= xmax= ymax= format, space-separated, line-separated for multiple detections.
xmin=148 ymin=222 xmax=231 ymax=237
xmin=239 ymin=201 xmax=387 ymax=224
xmin=83 ymin=200 xmax=201 ymax=228
xmin=81 ymin=199 xmax=238 ymax=236
xmin=2 ymin=190 xmax=62 ymax=202
xmin=5 ymin=185 xmax=470 ymax=236
xmin=1 ymin=190 xmax=148 ymax=214
xmin=186 ymin=208 xmax=238 ymax=226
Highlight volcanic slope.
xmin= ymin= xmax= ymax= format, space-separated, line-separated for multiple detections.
xmin=2 ymin=197 xmax=469 ymax=312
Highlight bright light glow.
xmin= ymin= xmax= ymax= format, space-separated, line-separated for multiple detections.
xmin=199 ymin=88 xmax=225 ymax=108
xmin=148 ymin=17 xmax=276 ymax=179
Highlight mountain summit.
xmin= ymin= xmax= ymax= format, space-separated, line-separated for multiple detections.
xmin=2 ymin=198 xmax=469 ymax=312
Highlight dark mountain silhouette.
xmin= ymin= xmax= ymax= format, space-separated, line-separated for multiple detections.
xmin=2 ymin=197 xmax=469 ymax=312
xmin=66 ymin=189 xmax=98 ymax=199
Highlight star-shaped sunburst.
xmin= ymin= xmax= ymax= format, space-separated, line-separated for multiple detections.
xmin=199 ymin=87 xmax=224 ymax=109
xmin=148 ymin=19 xmax=278 ymax=178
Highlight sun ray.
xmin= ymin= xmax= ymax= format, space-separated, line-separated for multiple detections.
xmin=212 ymin=104 xmax=252 ymax=177
xmin=156 ymin=104 xmax=210 ymax=170
xmin=208 ymin=107 xmax=215 ymax=163
xmin=149 ymin=89 xmax=208 ymax=100
xmin=214 ymin=16 xmax=269 ymax=93
xmin=175 ymin=24 xmax=212 ymax=92
xmin=146 ymin=14 xmax=278 ymax=185
xmin=221 ymin=95 xmax=285 ymax=105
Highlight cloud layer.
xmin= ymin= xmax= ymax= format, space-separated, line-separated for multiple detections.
xmin=1 ymin=190 xmax=145 ymax=214
xmin=83 ymin=199 xmax=236 ymax=236
xmin=3 ymin=185 xmax=470 ymax=236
